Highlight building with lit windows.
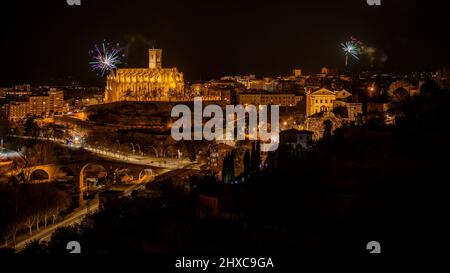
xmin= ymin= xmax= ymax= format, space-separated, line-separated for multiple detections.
xmin=208 ymin=143 xmax=235 ymax=181
xmin=6 ymin=88 xmax=65 ymax=120
xmin=238 ymin=92 xmax=302 ymax=107
xmin=306 ymin=88 xmax=363 ymax=121
xmin=48 ymin=89 xmax=64 ymax=114
xmin=104 ymin=49 xmax=184 ymax=102
xmin=8 ymin=101 xmax=30 ymax=120
xmin=29 ymin=95 xmax=49 ymax=116
xmin=306 ymin=88 xmax=336 ymax=116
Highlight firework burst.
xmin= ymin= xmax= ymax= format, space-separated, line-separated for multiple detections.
xmin=341 ymin=40 xmax=360 ymax=67
xmin=89 ymin=41 xmax=124 ymax=76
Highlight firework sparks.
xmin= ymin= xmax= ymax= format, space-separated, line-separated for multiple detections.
xmin=341 ymin=40 xmax=360 ymax=66
xmin=89 ymin=42 xmax=124 ymax=76
xmin=342 ymin=41 xmax=359 ymax=59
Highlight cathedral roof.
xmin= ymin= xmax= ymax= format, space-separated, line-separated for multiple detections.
xmin=108 ymin=67 xmax=183 ymax=81
xmin=311 ymin=88 xmax=335 ymax=96
xmin=114 ymin=67 xmax=180 ymax=74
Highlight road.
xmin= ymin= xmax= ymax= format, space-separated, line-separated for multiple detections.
xmin=3 ymin=136 xmax=205 ymax=251
xmin=8 ymin=199 xmax=99 ymax=251
xmin=8 ymin=135 xmax=203 ymax=170
xmin=6 ymin=172 xmax=158 ymax=251
xmin=4 ymin=163 xmax=188 ymax=251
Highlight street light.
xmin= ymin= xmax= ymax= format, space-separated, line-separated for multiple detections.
xmin=136 ymin=144 xmax=142 ymax=155
xmin=149 ymin=145 xmax=158 ymax=158
xmin=116 ymin=140 xmax=121 ymax=156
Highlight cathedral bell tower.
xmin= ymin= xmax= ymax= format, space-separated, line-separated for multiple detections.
xmin=149 ymin=49 xmax=162 ymax=69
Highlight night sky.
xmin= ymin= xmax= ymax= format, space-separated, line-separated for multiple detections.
xmin=1 ymin=0 xmax=449 ymax=86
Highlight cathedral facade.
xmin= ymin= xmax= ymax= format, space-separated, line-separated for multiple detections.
xmin=104 ymin=49 xmax=184 ymax=103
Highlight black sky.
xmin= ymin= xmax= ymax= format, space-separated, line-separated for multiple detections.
xmin=1 ymin=0 xmax=449 ymax=86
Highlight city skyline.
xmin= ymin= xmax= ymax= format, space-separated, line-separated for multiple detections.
xmin=1 ymin=0 xmax=450 ymax=86
xmin=1 ymin=0 xmax=448 ymax=261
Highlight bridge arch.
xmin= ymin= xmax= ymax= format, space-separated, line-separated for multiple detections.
xmin=55 ymin=166 xmax=76 ymax=180
xmin=164 ymin=145 xmax=178 ymax=158
xmin=113 ymin=167 xmax=135 ymax=183
xmin=138 ymin=169 xmax=154 ymax=181
xmin=30 ymin=169 xmax=49 ymax=183
xmin=79 ymin=163 xmax=107 ymax=191
xmin=147 ymin=145 xmax=159 ymax=157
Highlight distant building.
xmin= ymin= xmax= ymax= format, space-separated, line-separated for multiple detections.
xmin=436 ymin=67 xmax=450 ymax=90
xmin=105 ymin=49 xmax=184 ymax=102
xmin=277 ymin=79 xmax=303 ymax=93
xmin=306 ymin=88 xmax=336 ymax=116
xmin=5 ymin=85 xmax=31 ymax=101
xmin=305 ymin=88 xmax=362 ymax=121
xmin=189 ymin=83 xmax=212 ymax=100
xmin=208 ymin=143 xmax=234 ymax=181
xmin=334 ymin=89 xmax=353 ymax=100
xmin=367 ymin=102 xmax=391 ymax=113
xmin=203 ymin=80 xmax=242 ymax=102
xmin=238 ymin=92 xmax=302 ymax=107
xmin=81 ymin=94 xmax=104 ymax=106
xmin=14 ymin=84 xmax=31 ymax=92
xmin=29 ymin=95 xmax=49 ymax=116
xmin=344 ymin=102 xmax=363 ymax=121
xmin=8 ymin=101 xmax=30 ymax=120
xmin=388 ymin=80 xmax=420 ymax=97
xmin=247 ymin=79 xmax=277 ymax=92
xmin=48 ymin=89 xmax=64 ymax=114
xmin=280 ymin=129 xmax=314 ymax=151
xmin=320 ymin=67 xmax=338 ymax=76
xmin=6 ymin=88 xmax=65 ymax=120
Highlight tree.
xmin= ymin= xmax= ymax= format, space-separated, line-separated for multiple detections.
xmin=21 ymin=240 xmax=48 ymax=254
xmin=243 ymin=150 xmax=251 ymax=175
xmin=323 ymin=120 xmax=333 ymax=140
xmin=392 ymin=87 xmax=410 ymax=102
xmin=52 ymin=189 xmax=71 ymax=224
xmin=222 ymin=153 xmax=235 ymax=183
xmin=187 ymin=141 xmax=197 ymax=162
xmin=24 ymin=214 xmax=35 ymax=235
xmin=24 ymin=116 xmax=39 ymax=137
xmin=333 ymin=106 xmax=348 ymax=118
xmin=0 ymin=184 xmax=71 ymax=247
xmin=42 ymin=186 xmax=70 ymax=228
xmin=0 ymin=183 xmax=27 ymax=248
xmin=250 ymin=141 xmax=261 ymax=172
xmin=10 ymin=159 xmax=33 ymax=184
xmin=1 ymin=215 xmax=26 ymax=248
xmin=48 ymin=226 xmax=82 ymax=254
xmin=420 ymin=79 xmax=440 ymax=96
xmin=0 ymin=118 xmax=10 ymax=138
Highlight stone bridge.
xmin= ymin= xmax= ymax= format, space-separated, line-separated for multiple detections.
xmin=25 ymin=160 xmax=157 ymax=192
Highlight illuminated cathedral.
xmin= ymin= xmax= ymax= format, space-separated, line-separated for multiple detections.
xmin=104 ymin=49 xmax=184 ymax=102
